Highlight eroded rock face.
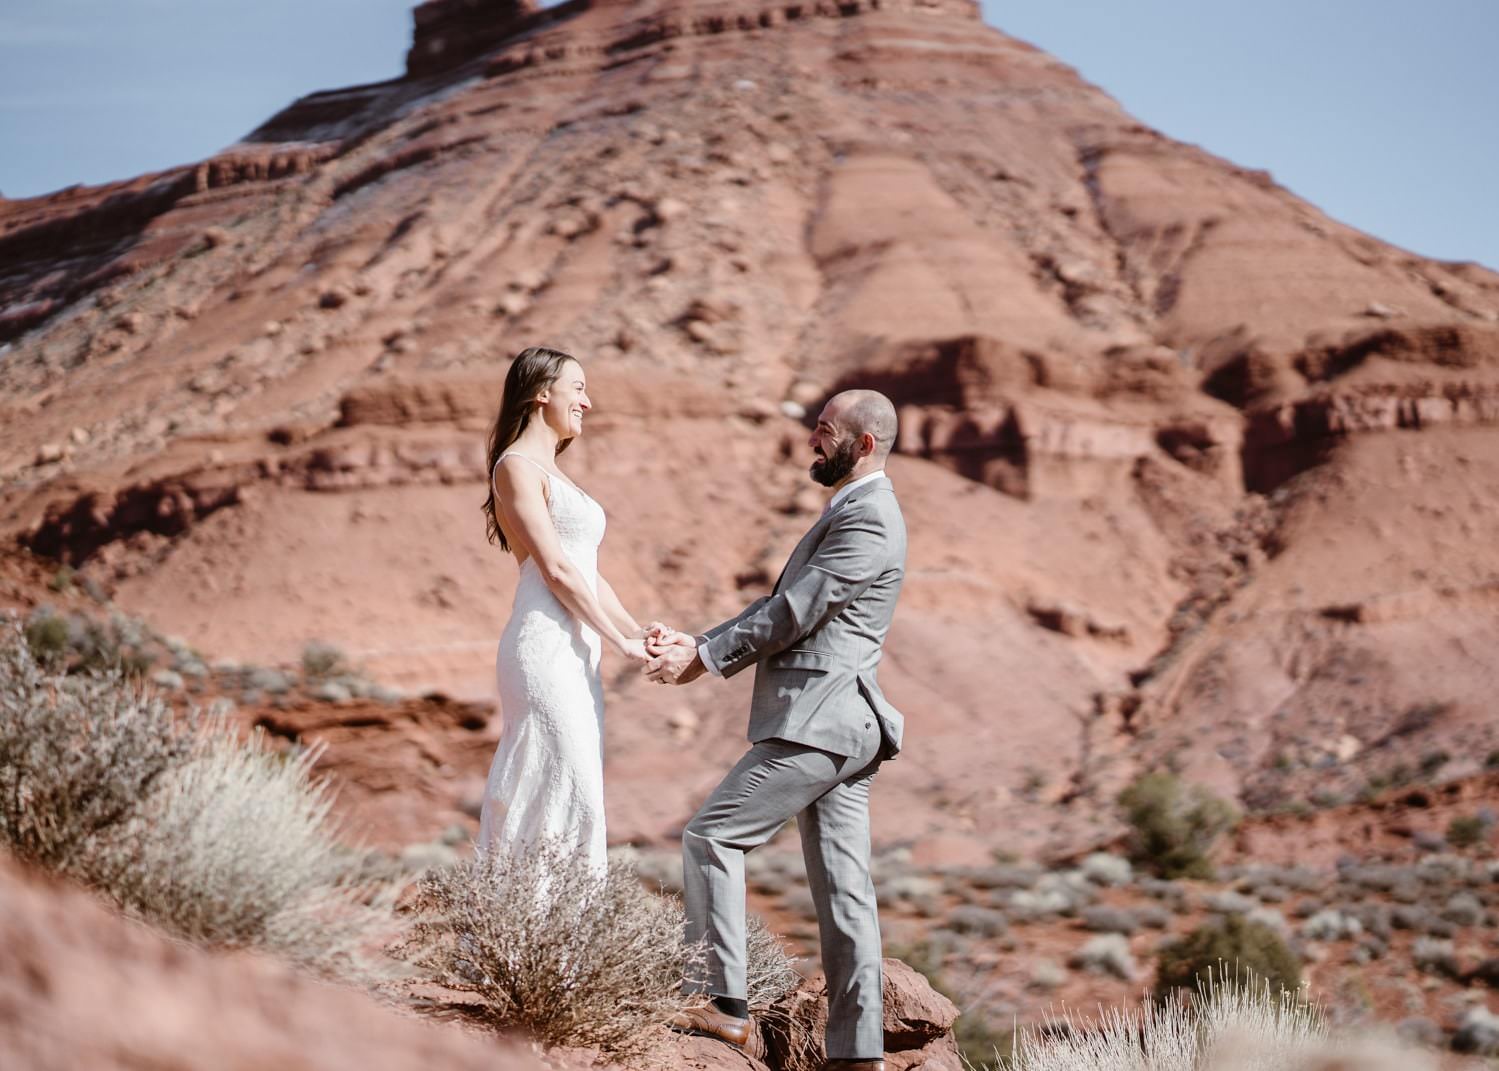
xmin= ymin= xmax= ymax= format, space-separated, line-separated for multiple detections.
xmin=2 ymin=0 xmax=1498 ymax=866
xmin=0 ymin=851 xmax=536 ymax=1071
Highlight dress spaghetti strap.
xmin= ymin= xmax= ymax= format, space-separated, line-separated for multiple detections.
xmin=495 ymin=451 xmax=552 ymax=479
xmin=495 ymin=451 xmax=589 ymax=499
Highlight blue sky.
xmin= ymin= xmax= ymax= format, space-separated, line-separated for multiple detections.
xmin=1 ymin=0 xmax=1495 ymax=269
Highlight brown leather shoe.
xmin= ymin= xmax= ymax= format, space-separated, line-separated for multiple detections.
xmin=820 ymin=1061 xmax=885 ymax=1071
xmin=668 ymin=1005 xmax=752 ymax=1049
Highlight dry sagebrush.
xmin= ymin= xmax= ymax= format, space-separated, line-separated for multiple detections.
xmin=0 ymin=619 xmax=386 ymax=973
xmin=110 ymin=725 xmax=390 ymax=972
xmin=0 ymin=619 xmax=194 ymax=876
xmin=1005 ymin=972 xmax=1429 ymax=1071
xmin=395 ymin=844 xmax=800 ymax=1059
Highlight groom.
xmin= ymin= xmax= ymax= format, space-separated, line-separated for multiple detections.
xmin=646 ymin=389 xmax=906 ymax=1071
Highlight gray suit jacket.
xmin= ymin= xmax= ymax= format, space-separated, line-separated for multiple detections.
xmin=698 ymin=476 xmax=906 ymax=759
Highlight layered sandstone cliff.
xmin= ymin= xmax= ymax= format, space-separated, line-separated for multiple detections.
xmin=1 ymin=0 xmax=1497 ymax=861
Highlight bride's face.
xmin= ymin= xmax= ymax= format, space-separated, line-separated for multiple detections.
xmin=537 ymin=359 xmax=591 ymax=440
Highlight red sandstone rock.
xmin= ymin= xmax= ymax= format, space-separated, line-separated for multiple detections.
xmin=765 ymin=959 xmax=961 ymax=1071
xmin=0 ymin=0 xmax=1497 ymax=896
xmin=0 ymin=851 xmax=538 ymax=1071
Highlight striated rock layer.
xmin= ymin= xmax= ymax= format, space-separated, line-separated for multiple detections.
xmin=2 ymin=0 xmax=1498 ymax=864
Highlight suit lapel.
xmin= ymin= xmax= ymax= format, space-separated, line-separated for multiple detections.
xmin=772 ymin=515 xmax=829 ymax=595
xmin=769 ymin=477 xmax=891 ymax=594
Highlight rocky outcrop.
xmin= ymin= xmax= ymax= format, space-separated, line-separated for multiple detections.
xmin=0 ymin=148 xmax=330 ymax=344
xmin=766 ymin=959 xmax=961 ymax=1071
xmin=407 ymin=0 xmax=543 ymax=77
xmin=838 ymin=335 xmax=1242 ymax=497
xmin=0 ymin=851 xmax=537 ymax=1071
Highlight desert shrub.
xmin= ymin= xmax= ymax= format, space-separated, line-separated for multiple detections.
xmin=22 ymin=606 xmax=156 ymax=676
xmin=1469 ymin=957 xmax=1499 ymax=989
xmin=1342 ymin=862 xmax=1405 ymax=892
xmin=0 ymin=619 xmax=383 ymax=972
xmin=0 ymin=621 xmax=195 ymax=873
xmin=1290 ymin=897 xmax=1324 ymax=919
xmin=965 ymin=863 xmax=1040 ymax=890
xmin=1029 ymin=959 xmax=1069 ymax=992
xmin=1139 ymin=876 xmax=1190 ymax=906
xmin=1069 ymin=934 xmax=1137 ymax=980
xmin=397 ymin=847 xmax=700 ymax=1057
xmin=1137 ymin=903 xmax=1172 ymax=930
xmin=1453 ymin=1006 xmax=1499 ymax=1055
xmin=23 ymin=607 xmax=71 ymax=662
xmin=396 ymin=847 xmax=796 ymax=1058
xmin=1011 ymin=974 xmax=1330 ymax=1071
xmin=1117 ymin=773 xmax=1239 ymax=880
xmin=1246 ymin=907 xmax=1290 ymax=938
xmin=946 ymin=905 xmax=1008 ymax=937
xmin=1080 ymin=852 xmax=1133 ymax=887
xmin=1441 ymin=892 xmax=1483 ymax=927
xmin=107 ymin=724 xmax=384 ymax=969
xmin=1346 ymin=902 xmax=1393 ymax=939
xmin=1411 ymin=937 xmax=1461 ymax=980
xmin=1009 ymin=887 xmax=1072 ymax=920
xmin=1448 ymin=815 xmax=1488 ymax=849
xmin=1081 ymin=905 xmax=1139 ymax=935
xmin=879 ymin=872 xmax=942 ymax=904
xmin=301 ymin=641 xmax=347 ymax=679
xmin=1205 ymin=889 xmax=1257 ymax=915
xmin=1415 ymin=853 xmax=1468 ymax=884
xmin=1154 ymin=915 xmax=1300 ymax=1002
xmin=743 ymin=913 xmax=801 ymax=1012
xmin=1300 ymin=909 xmax=1362 ymax=942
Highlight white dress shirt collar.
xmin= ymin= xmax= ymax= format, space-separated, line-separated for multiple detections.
xmin=827 ymin=469 xmax=887 ymax=514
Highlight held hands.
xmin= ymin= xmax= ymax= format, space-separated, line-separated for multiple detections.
xmin=614 ymin=623 xmax=689 ymax=666
xmin=642 ymin=622 xmax=705 ymax=686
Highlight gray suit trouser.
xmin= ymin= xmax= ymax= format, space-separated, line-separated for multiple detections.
xmin=682 ymin=723 xmax=884 ymax=1060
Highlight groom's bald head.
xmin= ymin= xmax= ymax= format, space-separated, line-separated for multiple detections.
xmin=830 ymin=389 xmax=898 ymax=461
xmin=809 ymin=389 xmax=898 ymax=488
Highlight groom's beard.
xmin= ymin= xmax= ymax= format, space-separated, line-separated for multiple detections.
xmin=810 ymin=438 xmax=859 ymax=487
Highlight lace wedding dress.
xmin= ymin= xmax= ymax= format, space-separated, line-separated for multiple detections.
xmin=478 ymin=452 xmax=608 ymax=873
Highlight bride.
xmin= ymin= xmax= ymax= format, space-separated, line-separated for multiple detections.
xmin=476 ymin=345 xmax=654 ymax=873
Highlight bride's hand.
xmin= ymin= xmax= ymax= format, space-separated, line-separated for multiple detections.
xmin=616 ymin=635 xmax=650 ymax=662
xmin=643 ymin=621 xmax=692 ymax=653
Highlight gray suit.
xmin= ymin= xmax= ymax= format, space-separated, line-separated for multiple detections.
xmin=684 ymin=475 xmax=906 ymax=1060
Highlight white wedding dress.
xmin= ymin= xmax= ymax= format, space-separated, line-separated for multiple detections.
xmin=478 ymin=453 xmax=608 ymax=874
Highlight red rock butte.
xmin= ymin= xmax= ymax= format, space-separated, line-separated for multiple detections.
xmin=2 ymin=0 xmax=1498 ymax=858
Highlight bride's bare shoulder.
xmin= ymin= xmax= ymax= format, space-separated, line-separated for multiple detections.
xmin=492 ymin=453 xmax=550 ymax=503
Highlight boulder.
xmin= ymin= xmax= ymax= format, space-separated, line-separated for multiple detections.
xmin=765 ymin=958 xmax=960 ymax=1071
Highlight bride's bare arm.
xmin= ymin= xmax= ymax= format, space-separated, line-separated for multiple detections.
xmin=492 ymin=460 xmax=645 ymax=660
xmin=595 ymin=575 xmax=642 ymax=638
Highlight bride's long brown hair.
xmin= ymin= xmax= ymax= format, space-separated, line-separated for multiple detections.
xmin=482 ymin=345 xmax=577 ymax=552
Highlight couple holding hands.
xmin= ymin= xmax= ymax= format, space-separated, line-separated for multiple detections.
xmin=477 ymin=346 xmax=906 ymax=1070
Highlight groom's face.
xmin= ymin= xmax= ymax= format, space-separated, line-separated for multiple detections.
xmin=809 ymin=404 xmax=860 ymax=487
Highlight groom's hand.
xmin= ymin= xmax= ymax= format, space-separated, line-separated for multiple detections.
xmin=644 ymin=624 xmax=695 ymax=657
xmin=646 ymin=640 xmax=705 ymax=686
